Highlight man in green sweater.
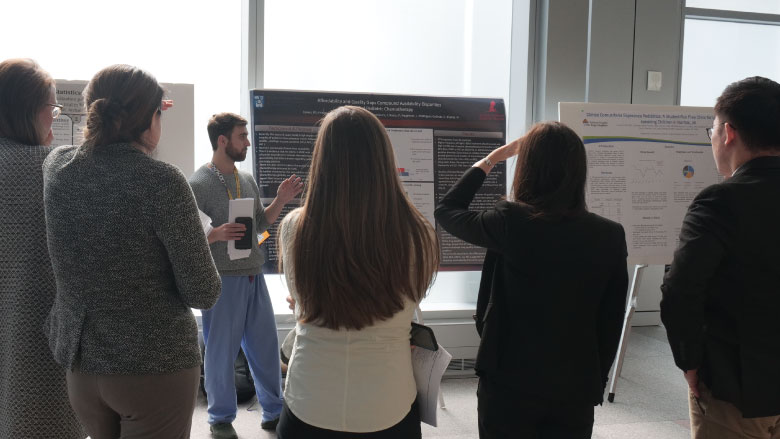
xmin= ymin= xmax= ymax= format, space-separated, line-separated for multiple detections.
xmin=189 ymin=112 xmax=302 ymax=439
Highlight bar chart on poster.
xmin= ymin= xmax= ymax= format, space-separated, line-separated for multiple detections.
xmin=250 ymin=90 xmax=507 ymax=271
xmin=560 ymin=102 xmax=721 ymax=264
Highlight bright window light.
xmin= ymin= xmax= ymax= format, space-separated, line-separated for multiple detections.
xmin=264 ymin=0 xmax=514 ymax=107
xmin=680 ymin=19 xmax=780 ymax=106
xmin=0 ymin=1 xmax=242 ymax=170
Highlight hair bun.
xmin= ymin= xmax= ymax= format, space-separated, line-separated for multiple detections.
xmin=86 ymin=98 xmax=123 ymax=140
xmin=90 ymin=98 xmax=124 ymax=119
xmin=81 ymin=64 xmax=162 ymax=148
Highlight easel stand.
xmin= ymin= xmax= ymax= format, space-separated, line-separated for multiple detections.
xmin=415 ymin=306 xmax=446 ymax=409
xmin=607 ymin=264 xmax=647 ymax=403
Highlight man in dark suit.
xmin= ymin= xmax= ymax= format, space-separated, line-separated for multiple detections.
xmin=661 ymin=76 xmax=780 ymax=438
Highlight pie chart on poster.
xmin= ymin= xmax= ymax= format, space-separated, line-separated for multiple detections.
xmin=683 ymin=165 xmax=695 ymax=178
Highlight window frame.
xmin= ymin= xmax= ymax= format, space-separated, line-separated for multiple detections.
xmin=241 ymin=0 xmax=536 ymax=316
xmin=677 ymin=5 xmax=780 ymax=105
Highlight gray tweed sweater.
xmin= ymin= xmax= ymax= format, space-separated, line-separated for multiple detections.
xmin=189 ymin=165 xmax=270 ymax=276
xmin=42 ymin=143 xmax=221 ymax=375
xmin=0 ymin=137 xmax=84 ymax=438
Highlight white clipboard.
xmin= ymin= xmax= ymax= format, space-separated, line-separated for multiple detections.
xmin=227 ymin=198 xmax=254 ymax=260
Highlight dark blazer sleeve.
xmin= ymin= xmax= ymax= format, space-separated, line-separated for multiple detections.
xmin=660 ymin=185 xmax=733 ymax=371
xmin=434 ymin=167 xmax=508 ymax=251
xmin=597 ymin=225 xmax=628 ymax=390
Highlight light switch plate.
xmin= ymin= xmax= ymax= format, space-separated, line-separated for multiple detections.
xmin=647 ymin=70 xmax=662 ymax=91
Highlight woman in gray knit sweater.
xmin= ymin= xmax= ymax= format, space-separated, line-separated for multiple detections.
xmin=0 ymin=58 xmax=85 ymax=439
xmin=42 ymin=64 xmax=221 ymax=439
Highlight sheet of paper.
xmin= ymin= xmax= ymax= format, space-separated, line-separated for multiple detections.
xmin=227 ymin=198 xmax=254 ymax=260
xmin=412 ymin=343 xmax=452 ymax=427
xmin=198 ymin=209 xmax=213 ymax=236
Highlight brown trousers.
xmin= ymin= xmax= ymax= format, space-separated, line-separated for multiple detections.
xmin=690 ymin=383 xmax=780 ymax=439
xmin=66 ymin=366 xmax=200 ymax=439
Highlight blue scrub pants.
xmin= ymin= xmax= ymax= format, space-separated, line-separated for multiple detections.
xmin=202 ymin=274 xmax=283 ymax=424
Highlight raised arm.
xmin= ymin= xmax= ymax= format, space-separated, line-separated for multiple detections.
xmin=260 ymin=174 xmax=303 ymax=228
xmin=434 ymin=140 xmax=519 ymax=250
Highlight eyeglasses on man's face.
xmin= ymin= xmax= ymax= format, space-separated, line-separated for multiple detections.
xmin=705 ymin=122 xmax=728 ymax=140
xmin=47 ymin=103 xmax=64 ymax=119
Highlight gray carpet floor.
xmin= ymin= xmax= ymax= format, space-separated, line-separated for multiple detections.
xmin=190 ymin=326 xmax=690 ymax=438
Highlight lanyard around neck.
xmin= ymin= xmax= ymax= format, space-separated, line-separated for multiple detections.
xmin=207 ymin=162 xmax=241 ymax=200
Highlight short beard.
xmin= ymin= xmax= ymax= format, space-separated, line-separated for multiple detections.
xmin=225 ymin=141 xmax=247 ymax=162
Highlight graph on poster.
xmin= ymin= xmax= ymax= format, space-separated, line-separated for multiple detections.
xmin=560 ymin=102 xmax=721 ymax=264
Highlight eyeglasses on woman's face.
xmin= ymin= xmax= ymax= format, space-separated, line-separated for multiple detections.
xmin=47 ymin=103 xmax=64 ymax=119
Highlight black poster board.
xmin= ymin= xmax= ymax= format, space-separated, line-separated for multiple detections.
xmin=250 ymin=90 xmax=506 ymax=271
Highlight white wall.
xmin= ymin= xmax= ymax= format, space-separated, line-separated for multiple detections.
xmin=156 ymin=84 xmax=196 ymax=177
xmin=631 ymin=0 xmax=685 ymax=106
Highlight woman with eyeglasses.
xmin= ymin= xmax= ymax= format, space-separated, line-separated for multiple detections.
xmin=0 ymin=58 xmax=85 ymax=439
xmin=42 ymin=64 xmax=221 ymax=438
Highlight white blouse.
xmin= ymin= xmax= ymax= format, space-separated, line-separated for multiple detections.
xmin=279 ymin=210 xmax=418 ymax=432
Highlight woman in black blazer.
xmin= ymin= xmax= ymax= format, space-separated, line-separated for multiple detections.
xmin=435 ymin=121 xmax=628 ymax=439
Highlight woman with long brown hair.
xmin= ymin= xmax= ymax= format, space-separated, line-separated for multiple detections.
xmin=435 ymin=121 xmax=628 ymax=438
xmin=276 ymin=106 xmax=439 ymax=438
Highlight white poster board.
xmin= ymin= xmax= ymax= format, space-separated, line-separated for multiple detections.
xmin=53 ymin=80 xmax=195 ymax=176
xmin=559 ymin=102 xmax=721 ymax=264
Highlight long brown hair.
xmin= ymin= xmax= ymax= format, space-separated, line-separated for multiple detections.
xmin=82 ymin=64 xmax=163 ymax=149
xmin=511 ymin=121 xmax=587 ymax=218
xmin=0 ymin=58 xmax=55 ymax=145
xmin=288 ymin=106 xmax=439 ymax=330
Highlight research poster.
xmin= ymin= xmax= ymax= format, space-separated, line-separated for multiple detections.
xmin=251 ymin=90 xmax=507 ymax=270
xmin=52 ymin=80 xmax=88 ymax=147
xmin=560 ymin=103 xmax=720 ymax=264
xmin=50 ymin=80 xmax=195 ymax=175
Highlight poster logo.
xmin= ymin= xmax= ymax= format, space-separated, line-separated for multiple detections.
xmin=254 ymin=95 xmax=264 ymax=108
xmin=479 ymin=100 xmax=505 ymax=121
xmin=683 ymin=165 xmax=694 ymax=178
xmin=582 ymin=118 xmax=608 ymax=127
xmin=398 ymin=168 xmax=409 ymax=176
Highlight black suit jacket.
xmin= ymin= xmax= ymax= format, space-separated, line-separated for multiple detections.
xmin=661 ymin=156 xmax=780 ymax=418
xmin=434 ymin=168 xmax=628 ymax=405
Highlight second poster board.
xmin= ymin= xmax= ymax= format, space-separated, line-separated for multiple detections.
xmin=250 ymin=90 xmax=508 ymax=271
xmin=53 ymin=79 xmax=195 ymax=176
xmin=560 ymin=102 xmax=721 ymax=265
